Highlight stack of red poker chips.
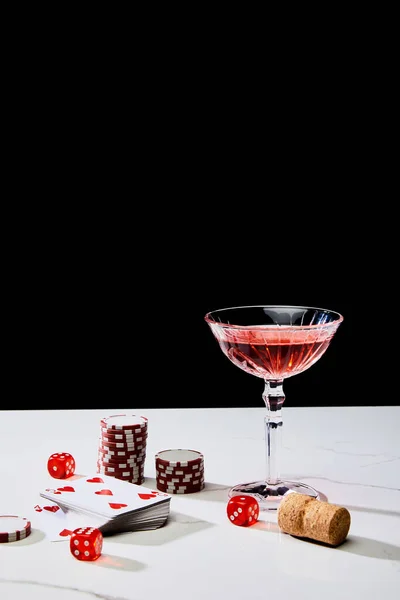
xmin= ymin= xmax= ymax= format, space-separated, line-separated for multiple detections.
xmin=97 ymin=414 xmax=148 ymax=485
xmin=155 ymin=449 xmax=205 ymax=494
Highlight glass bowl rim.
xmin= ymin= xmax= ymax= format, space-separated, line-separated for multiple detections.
xmin=204 ymin=305 xmax=344 ymax=330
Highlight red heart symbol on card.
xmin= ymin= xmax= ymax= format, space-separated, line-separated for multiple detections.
xmin=59 ymin=529 xmax=73 ymax=537
xmin=138 ymin=493 xmax=157 ymax=500
xmin=95 ymin=489 xmax=113 ymax=496
xmin=34 ymin=505 xmax=43 ymax=512
xmin=44 ymin=505 xmax=60 ymax=512
xmin=57 ymin=486 xmax=75 ymax=492
xmin=87 ymin=477 xmax=104 ymax=483
xmin=109 ymin=503 xmax=128 ymax=510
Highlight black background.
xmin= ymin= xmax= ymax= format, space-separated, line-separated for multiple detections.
xmin=7 ymin=223 xmax=373 ymax=411
xmin=3 ymin=40 xmax=389 ymax=411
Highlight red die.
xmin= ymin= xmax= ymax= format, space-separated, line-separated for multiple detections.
xmin=227 ymin=495 xmax=259 ymax=527
xmin=47 ymin=452 xmax=76 ymax=479
xmin=70 ymin=527 xmax=103 ymax=561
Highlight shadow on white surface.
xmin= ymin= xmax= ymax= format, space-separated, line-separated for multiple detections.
xmin=1 ymin=529 xmax=46 ymax=546
xmin=282 ymin=533 xmax=400 ymax=561
xmin=339 ymin=535 xmax=400 ymax=560
xmin=345 ymin=504 xmax=400 ymax=518
xmin=88 ymin=553 xmax=147 ymax=571
xmin=108 ymin=511 xmax=215 ymax=546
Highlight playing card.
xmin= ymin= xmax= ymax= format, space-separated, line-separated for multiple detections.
xmin=39 ymin=474 xmax=171 ymax=535
xmin=32 ymin=502 xmax=72 ymax=541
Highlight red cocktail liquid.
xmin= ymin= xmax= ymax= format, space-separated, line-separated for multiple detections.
xmin=213 ymin=327 xmax=333 ymax=380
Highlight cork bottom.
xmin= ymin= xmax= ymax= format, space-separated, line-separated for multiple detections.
xmin=277 ymin=493 xmax=351 ymax=547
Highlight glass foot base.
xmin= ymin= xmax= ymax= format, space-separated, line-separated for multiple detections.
xmin=229 ymin=480 xmax=320 ymax=511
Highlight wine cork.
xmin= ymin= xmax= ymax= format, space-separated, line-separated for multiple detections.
xmin=277 ymin=493 xmax=351 ymax=546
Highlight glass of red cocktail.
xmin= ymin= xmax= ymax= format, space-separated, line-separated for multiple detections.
xmin=204 ymin=305 xmax=343 ymax=510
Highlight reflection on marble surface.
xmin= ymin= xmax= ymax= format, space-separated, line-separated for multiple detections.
xmin=0 ymin=580 xmax=130 ymax=600
xmin=0 ymin=406 xmax=399 ymax=599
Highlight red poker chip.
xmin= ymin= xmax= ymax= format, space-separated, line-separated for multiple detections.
xmin=100 ymin=428 xmax=148 ymax=438
xmin=100 ymin=427 xmax=148 ymax=437
xmin=97 ymin=455 xmax=142 ymax=469
xmin=98 ymin=449 xmax=146 ymax=460
xmin=97 ymin=460 xmax=143 ymax=470
xmin=97 ymin=461 xmax=143 ymax=473
xmin=156 ymin=465 xmax=204 ymax=475
xmin=100 ymin=434 xmax=148 ymax=445
xmin=98 ymin=468 xmax=143 ymax=477
xmin=156 ymin=477 xmax=205 ymax=489
xmin=156 ymin=482 xmax=205 ymax=494
xmin=0 ymin=516 xmax=31 ymax=543
xmin=156 ymin=461 xmax=204 ymax=474
xmin=156 ymin=478 xmax=204 ymax=488
xmin=155 ymin=449 xmax=204 ymax=468
xmin=97 ymin=445 xmax=145 ymax=456
xmin=100 ymin=414 xmax=148 ymax=432
xmin=157 ymin=476 xmax=204 ymax=487
xmin=156 ymin=475 xmax=205 ymax=486
xmin=97 ymin=459 xmax=144 ymax=469
xmin=98 ymin=442 xmax=146 ymax=452
xmin=98 ymin=448 xmax=146 ymax=461
xmin=156 ymin=466 xmax=204 ymax=477
xmin=99 ymin=438 xmax=146 ymax=450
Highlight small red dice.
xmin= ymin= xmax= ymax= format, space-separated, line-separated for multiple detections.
xmin=47 ymin=452 xmax=76 ymax=479
xmin=227 ymin=495 xmax=259 ymax=527
xmin=70 ymin=527 xmax=103 ymax=561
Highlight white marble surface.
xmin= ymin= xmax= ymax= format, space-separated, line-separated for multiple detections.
xmin=0 ymin=406 xmax=399 ymax=600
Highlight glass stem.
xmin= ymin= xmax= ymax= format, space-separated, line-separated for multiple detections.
xmin=262 ymin=379 xmax=285 ymax=486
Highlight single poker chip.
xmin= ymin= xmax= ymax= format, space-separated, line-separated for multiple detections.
xmin=98 ymin=468 xmax=142 ymax=478
xmin=156 ymin=475 xmax=205 ymax=487
xmin=98 ymin=448 xmax=142 ymax=459
xmin=156 ymin=482 xmax=205 ymax=494
xmin=98 ymin=449 xmax=146 ymax=458
xmin=156 ymin=477 xmax=205 ymax=487
xmin=97 ymin=460 xmax=143 ymax=471
xmin=99 ymin=438 xmax=144 ymax=449
xmin=155 ymin=449 xmax=204 ymax=468
xmin=97 ymin=471 xmax=144 ymax=483
xmin=0 ymin=515 xmax=31 ymax=543
xmin=97 ymin=465 xmax=142 ymax=476
xmin=98 ymin=461 xmax=144 ymax=471
xmin=97 ymin=468 xmax=144 ymax=478
xmin=98 ymin=459 xmax=143 ymax=470
xmin=100 ymin=429 xmax=148 ymax=440
xmin=98 ymin=447 xmax=146 ymax=460
xmin=98 ymin=452 xmax=146 ymax=463
xmin=155 ymin=462 xmax=204 ymax=475
xmin=100 ymin=432 xmax=147 ymax=442
xmin=99 ymin=443 xmax=146 ymax=454
xmin=156 ymin=472 xmax=205 ymax=483
xmin=100 ymin=435 xmax=148 ymax=446
xmin=100 ymin=414 xmax=148 ymax=432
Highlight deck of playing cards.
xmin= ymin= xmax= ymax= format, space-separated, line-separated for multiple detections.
xmin=39 ymin=474 xmax=171 ymax=536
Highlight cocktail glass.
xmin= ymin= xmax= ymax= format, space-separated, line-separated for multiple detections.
xmin=204 ymin=305 xmax=343 ymax=510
